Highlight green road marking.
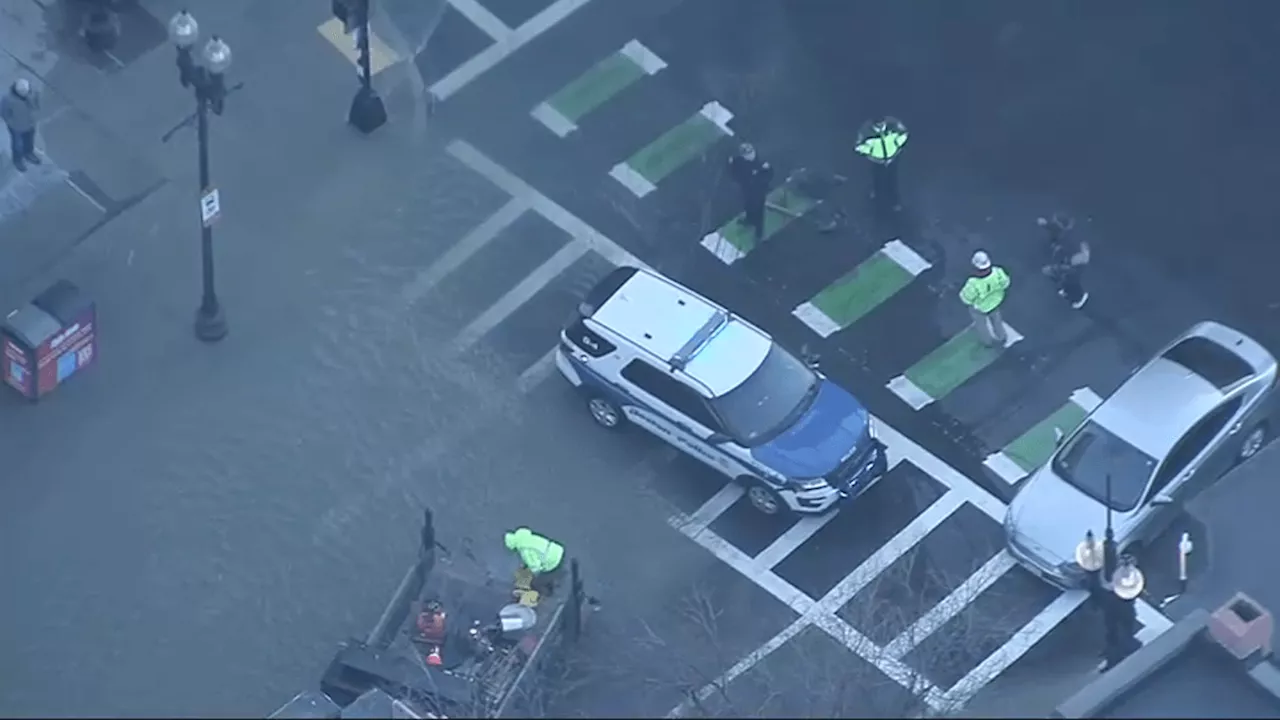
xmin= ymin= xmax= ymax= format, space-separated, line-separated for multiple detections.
xmin=906 ymin=327 xmax=1004 ymax=400
xmin=611 ymin=102 xmax=734 ymax=197
xmin=984 ymin=387 xmax=1103 ymax=483
xmin=629 ymin=113 xmax=723 ymax=182
xmin=532 ymin=41 xmax=667 ymax=138
xmin=713 ymin=185 xmax=818 ymax=252
xmin=794 ymin=244 xmax=921 ymax=337
xmin=1004 ymin=401 xmax=1089 ymax=473
xmin=887 ymin=322 xmax=1025 ymax=409
xmin=550 ymin=52 xmax=645 ymax=122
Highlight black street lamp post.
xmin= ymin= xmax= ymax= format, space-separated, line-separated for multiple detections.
xmin=168 ymin=10 xmax=231 ymax=343
xmin=1075 ymin=473 xmax=1145 ymax=672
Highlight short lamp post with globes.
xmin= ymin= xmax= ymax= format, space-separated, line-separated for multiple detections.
xmin=168 ymin=10 xmax=232 ymax=343
xmin=1076 ymin=529 xmax=1145 ymax=672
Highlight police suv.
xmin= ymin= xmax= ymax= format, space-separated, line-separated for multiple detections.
xmin=555 ymin=266 xmax=888 ymax=515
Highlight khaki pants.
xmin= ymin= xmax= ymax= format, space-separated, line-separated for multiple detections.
xmin=969 ymin=306 xmax=1008 ymax=348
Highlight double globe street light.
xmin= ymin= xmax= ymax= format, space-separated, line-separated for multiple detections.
xmin=168 ymin=10 xmax=232 ymax=342
xmin=1077 ymin=528 xmax=1146 ymax=672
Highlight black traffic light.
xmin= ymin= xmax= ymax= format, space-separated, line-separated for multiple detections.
xmin=333 ymin=0 xmax=367 ymax=34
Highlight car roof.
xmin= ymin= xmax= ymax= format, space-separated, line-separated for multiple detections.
xmin=683 ymin=318 xmax=771 ymax=397
xmin=1093 ymin=357 xmax=1225 ymax=458
xmin=590 ymin=268 xmax=772 ymax=397
xmin=592 ymin=269 xmax=719 ymax=361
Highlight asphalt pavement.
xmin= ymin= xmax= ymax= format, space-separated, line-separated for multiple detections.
xmin=3 ymin=0 xmax=1277 ymax=716
xmin=0 ymin=1 xmax=787 ymax=716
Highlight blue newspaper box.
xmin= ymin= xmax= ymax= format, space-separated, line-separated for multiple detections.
xmin=3 ymin=280 xmax=98 ymax=401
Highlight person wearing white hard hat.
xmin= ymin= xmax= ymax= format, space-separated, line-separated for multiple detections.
xmin=1 ymin=78 xmax=42 ymax=172
xmin=959 ymin=250 xmax=1011 ymax=348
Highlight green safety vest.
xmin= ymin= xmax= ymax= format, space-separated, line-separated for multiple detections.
xmin=959 ymin=268 xmax=1010 ymax=313
xmin=504 ymin=528 xmax=565 ymax=575
xmin=855 ymin=130 xmax=908 ymax=163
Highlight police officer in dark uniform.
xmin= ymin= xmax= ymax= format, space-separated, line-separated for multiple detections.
xmin=728 ymin=142 xmax=774 ymax=244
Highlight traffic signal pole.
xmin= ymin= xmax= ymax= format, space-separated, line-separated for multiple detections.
xmin=345 ymin=0 xmax=387 ymax=133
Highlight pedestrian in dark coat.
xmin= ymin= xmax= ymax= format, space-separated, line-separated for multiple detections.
xmin=728 ymin=142 xmax=774 ymax=243
xmin=1039 ymin=214 xmax=1091 ymax=309
xmin=1 ymin=78 xmax=42 ymax=172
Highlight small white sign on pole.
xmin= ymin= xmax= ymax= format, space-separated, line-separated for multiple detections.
xmin=200 ymin=188 xmax=221 ymax=227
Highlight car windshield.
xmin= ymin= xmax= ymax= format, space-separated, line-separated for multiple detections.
xmin=709 ymin=343 xmax=820 ymax=446
xmin=1052 ymin=421 xmax=1158 ymax=512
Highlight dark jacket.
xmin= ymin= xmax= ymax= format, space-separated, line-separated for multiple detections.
xmin=0 ymin=88 xmax=39 ymax=132
xmin=729 ymin=155 xmax=773 ymax=196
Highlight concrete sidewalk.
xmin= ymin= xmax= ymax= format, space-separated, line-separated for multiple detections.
xmin=0 ymin=0 xmax=167 ymax=304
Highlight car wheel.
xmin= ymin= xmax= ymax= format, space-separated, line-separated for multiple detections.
xmin=744 ymin=481 xmax=787 ymax=516
xmin=1239 ymin=424 xmax=1268 ymax=463
xmin=587 ymin=396 xmax=625 ymax=430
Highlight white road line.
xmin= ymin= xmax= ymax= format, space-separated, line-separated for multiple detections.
xmin=983 ymin=451 xmax=1029 ymax=485
xmin=754 ymin=512 xmax=837 ymax=570
xmin=936 ymin=589 xmax=1089 ymax=712
xmin=699 ymin=101 xmax=735 ymax=135
xmin=530 ymin=102 xmax=578 ymax=137
xmin=609 ymin=162 xmax=658 ymax=197
xmin=672 ymin=521 xmax=814 ymax=615
xmin=1071 ymin=386 xmax=1104 ymax=412
xmin=887 ymin=374 xmax=934 ymax=410
xmin=447 ymin=140 xmax=649 ymax=271
xmin=619 ymin=39 xmax=667 ymax=75
xmin=401 ymin=197 xmax=527 ymax=305
xmin=818 ymin=491 xmax=965 ymax=612
xmin=430 ymin=0 xmax=595 ymax=101
xmin=881 ymin=238 xmax=933 ymax=276
xmin=883 ymin=551 xmax=1017 ymax=660
xmin=791 ymin=301 xmax=844 ymax=338
xmin=699 ymin=230 xmax=745 ymax=265
xmin=445 ymin=0 xmax=512 ymax=42
xmin=666 ymin=617 xmax=809 ymax=718
xmin=451 ymin=240 xmax=588 ymax=352
xmin=516 ymin=348 xmax=559 ymax=394
xmin=675 ymin=483 xmax=745 ymax=536
xmin=874 ymin=416 xmax=1008 ymax=522
xmin=812 ymin=614 xmax=945 ymax=713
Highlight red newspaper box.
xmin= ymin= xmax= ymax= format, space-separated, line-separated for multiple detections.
xmin=2 ymin=280 xmax=97 ymax=401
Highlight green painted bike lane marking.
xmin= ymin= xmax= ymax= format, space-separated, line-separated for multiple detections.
xmin=699 ymin=183 xmax=819 ymax=264
xmin=792 ymin=239 xmax=932 ymax=337
xmin=886 ymin=322 xmax=1025 ymax=410
xmin=530 ymin=40 xmax=667 ymax=138
xmin=983 ymin=388 xmax=1104 ymax=484
xmin=610 ymin=101 xmax=735 ymax=198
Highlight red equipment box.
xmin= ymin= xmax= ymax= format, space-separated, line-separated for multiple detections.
xmin=3 ymin=280 xmax=97 ymax=401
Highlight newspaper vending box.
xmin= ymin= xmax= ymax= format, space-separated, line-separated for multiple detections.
xmin=3 ymin=280 xmax=97 ymax=401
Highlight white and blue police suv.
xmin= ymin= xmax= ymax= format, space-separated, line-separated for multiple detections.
xmin=555 ymin=266 xmax=888 ymax=515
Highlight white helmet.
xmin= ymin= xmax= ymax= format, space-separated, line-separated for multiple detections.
xmin=13 ymin=78 xmax=31 ymax=97
xmin=971 ymin=250 xmax=992 ymax=270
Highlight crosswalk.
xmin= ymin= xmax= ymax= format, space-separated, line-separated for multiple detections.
xmin=316 ymin=0 xmax=1177 ymax=712
xmin=389 ymin=133 xmax=1173 ymax=717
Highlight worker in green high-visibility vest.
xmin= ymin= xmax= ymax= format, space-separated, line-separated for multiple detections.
xmin=854 ymin=116 xmax=908 ymax=214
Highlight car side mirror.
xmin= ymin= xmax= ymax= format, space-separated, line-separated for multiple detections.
xmin=1053 ymin=426 xmax=1066 ymax=446
xmin=1150 ymin=494 xmax=1174 ymax=507
xmin=706 ymin=432 xmax=730 ymax=445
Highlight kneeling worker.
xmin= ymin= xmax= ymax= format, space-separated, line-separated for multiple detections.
xmin=505 ymin=527 xmax=565 ymax=595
